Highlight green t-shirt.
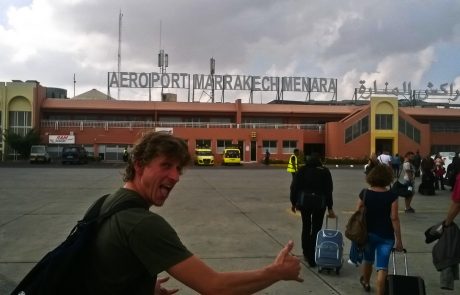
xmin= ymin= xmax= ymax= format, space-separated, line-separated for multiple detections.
xmin=85 ymin=188 xmax=192 ymax=294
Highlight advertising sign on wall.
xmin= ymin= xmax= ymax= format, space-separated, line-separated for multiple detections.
xmin=49 ymin=135 xmax=75 ymax=144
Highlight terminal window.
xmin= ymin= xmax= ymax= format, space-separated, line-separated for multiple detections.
xmin=217 ymin=140 xmax=232 ymax=153
xmin=283 ymin=140 xmax=297 ymax=154
xmin=375 ymin=114 xmax=393 ymax=130
xmin=196 ymin=139 xmax=211 ymax=148
xmin=8 ymin=111 xmax=32 ymax=136
xmin=263 ymin=140 xmax=277 ymax=154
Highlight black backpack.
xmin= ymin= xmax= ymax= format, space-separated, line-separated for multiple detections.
xmin=11 ymin=194 xmax=146 ymax=295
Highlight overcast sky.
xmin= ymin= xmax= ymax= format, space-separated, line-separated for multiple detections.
xmin=1 ymin=0 xmax=460 ymax=102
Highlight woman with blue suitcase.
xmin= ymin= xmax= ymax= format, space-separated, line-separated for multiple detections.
xmin=355 ymin=164 xmax=404 ymax=294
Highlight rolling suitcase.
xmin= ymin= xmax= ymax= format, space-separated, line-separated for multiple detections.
xmin=315 ymin=216 xmax=344 ymax=274
xmin=385 ymin=248 xmax=426 ymax=295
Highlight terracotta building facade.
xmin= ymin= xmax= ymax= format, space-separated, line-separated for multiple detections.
xmin=1 ymin=80 xmax=460 ymax=163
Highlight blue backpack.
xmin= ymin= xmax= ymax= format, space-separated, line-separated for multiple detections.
xmin=11 ymin=194 xmax=145 ymax=295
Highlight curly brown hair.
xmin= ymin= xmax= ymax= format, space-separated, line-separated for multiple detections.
xmin=366 ymin=164 xmax=394 ymax=187
xmin=123 ymin=132 xmax=191 ymax=182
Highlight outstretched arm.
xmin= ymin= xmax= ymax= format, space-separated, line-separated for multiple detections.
xmin=167 ymin=240 xmax=303 ymax=295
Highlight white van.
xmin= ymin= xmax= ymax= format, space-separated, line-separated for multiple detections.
xmin=30 ymin=145 xmax=51 ymax=163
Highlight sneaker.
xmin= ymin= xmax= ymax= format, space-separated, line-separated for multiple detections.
xmin=347 ymin=259 xmax=360 ymax=267
xmin=405 ymin=207 xmax=415 ymax=213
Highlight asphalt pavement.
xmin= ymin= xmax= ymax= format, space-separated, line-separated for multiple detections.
xmin=0 ymin=163 xmax=457 ymax=294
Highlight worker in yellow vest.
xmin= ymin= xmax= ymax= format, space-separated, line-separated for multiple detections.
xmin=287 ymin=149 xmax=300 ymax=179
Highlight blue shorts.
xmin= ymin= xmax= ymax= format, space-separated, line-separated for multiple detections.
xmin=363 ymin=233 xmax=394 ymax=271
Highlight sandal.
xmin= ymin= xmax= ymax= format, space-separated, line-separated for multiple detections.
xmin=360 ymin=276 xmax=371 ymax=292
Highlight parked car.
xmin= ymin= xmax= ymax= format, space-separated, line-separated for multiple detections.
xmin=62 ymin=146 xmax=88 ymax=164
xmin=30 ymin=145 xmax=51 ymax=163
xmin=195 ymin=148 xmax=214 ymax=166
xmin=222 ymin=147 xmax=241 ymax=165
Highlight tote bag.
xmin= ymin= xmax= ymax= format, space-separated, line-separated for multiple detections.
xmin=345 ymin=190 xmax=367 ymax=247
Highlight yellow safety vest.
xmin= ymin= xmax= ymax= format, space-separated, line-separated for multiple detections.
xmin=287 ymin=155 xmax=298 ymax=173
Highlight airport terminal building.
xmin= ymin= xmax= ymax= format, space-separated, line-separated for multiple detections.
xmin=1 ymin=79 xmax=460 ymax=163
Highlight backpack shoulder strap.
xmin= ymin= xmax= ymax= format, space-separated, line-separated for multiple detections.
xmin=100 ymin=198 xmax=147 ymax=220
xmin=81 ymin=194 xmax=147 ymax=224
xmin=82 ymin=194 xmax=110 ymax=221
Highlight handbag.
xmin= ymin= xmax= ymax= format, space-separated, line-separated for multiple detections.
xmin=390 ymin=181 xmax=413 ymax=198
xmin=296 ymin=191 xmax=326 ymax=210
xmin=345 ymin=190 xmax=367 ymax=247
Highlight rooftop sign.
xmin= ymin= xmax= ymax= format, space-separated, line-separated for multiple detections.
xmin=355 ymin=80 xmax=460 ymax=101
xmin=107 ymin=72 xmax=337 ymax=93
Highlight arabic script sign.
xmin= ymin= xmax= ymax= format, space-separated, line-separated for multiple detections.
xmin=356 ymin=80 xmax=460 ymax=101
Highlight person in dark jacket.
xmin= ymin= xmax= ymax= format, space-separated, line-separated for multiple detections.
xmin=290 ymin=153 xmax=336 ymax=267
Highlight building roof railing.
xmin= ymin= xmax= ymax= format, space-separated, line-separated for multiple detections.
xmin=40 ymin=120 xmax=323 ymax=131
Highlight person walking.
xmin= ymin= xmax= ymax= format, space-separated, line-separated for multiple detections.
xmin=413 ymin=150 xmax=422 ymax=177
xmin=290 ymin=153 xmax=336 ymax=267
xmin=402 ymin=151 xmax=416 ymax=213
xmin=445 ymin=159 xmax=460 ymax=226
xmin=264 ymin=149 xmax=271 ymax=165
xmin=377 ymin=151 xmax=391 ymax=166
xmin=356 ymin=164 xmax=403 ymax=294
xmin=82 ymin=132 xmax=303 ymax=294
xmin=286 ymin=149 xmax=300 ymax=179
xmin=122 ymin=147 xmax=129 ymax=162
xmin=434 ymin=154 xmax=446 ymax=190
xmin=418 ymin=154 xmax=436 ymax=195
xmin=365 ymin=153 xmax=379 ymax=175
xmin=446 ymin=155 xmax=460 ymax=191
xmin=390 ymin=153 xmax=401 ymax=178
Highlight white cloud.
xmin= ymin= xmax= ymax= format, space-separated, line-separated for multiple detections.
xmin=360 ymin=47 xmax=435 ymax=88
xmin=1 ymin=0 xmax=460 ymax=102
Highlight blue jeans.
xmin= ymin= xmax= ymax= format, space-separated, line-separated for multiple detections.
xmin=363 ymin=233 xmax=394 ymax=271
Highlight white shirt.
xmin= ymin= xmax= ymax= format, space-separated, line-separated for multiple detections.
xmin=378 ymin=154 xmax=392 ymax=166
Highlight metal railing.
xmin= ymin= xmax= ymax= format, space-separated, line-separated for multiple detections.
xmin=431 ymin=126 xmax=460 ymax=133
xmin=41 ymin=120 xmax=324 ymax=131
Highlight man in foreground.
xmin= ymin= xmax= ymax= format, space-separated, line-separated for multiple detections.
xmin=85 ymin=132 xmax=302 ymax=294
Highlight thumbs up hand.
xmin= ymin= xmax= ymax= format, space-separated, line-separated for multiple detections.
xmin=271 ymin=240 xmax=303 ymax=282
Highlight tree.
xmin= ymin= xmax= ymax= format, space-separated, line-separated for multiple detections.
xmin=3 ymin=129 xmax=41 ymax=158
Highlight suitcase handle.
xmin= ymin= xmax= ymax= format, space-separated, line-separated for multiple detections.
xmin=325 ymin=215 xmax=338 ymax=230
xmin=391 ymin=248 xmax=408 ymax=276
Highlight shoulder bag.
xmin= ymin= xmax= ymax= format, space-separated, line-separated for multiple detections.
xmin=345 ymin=189 xmax=368 ymax=247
